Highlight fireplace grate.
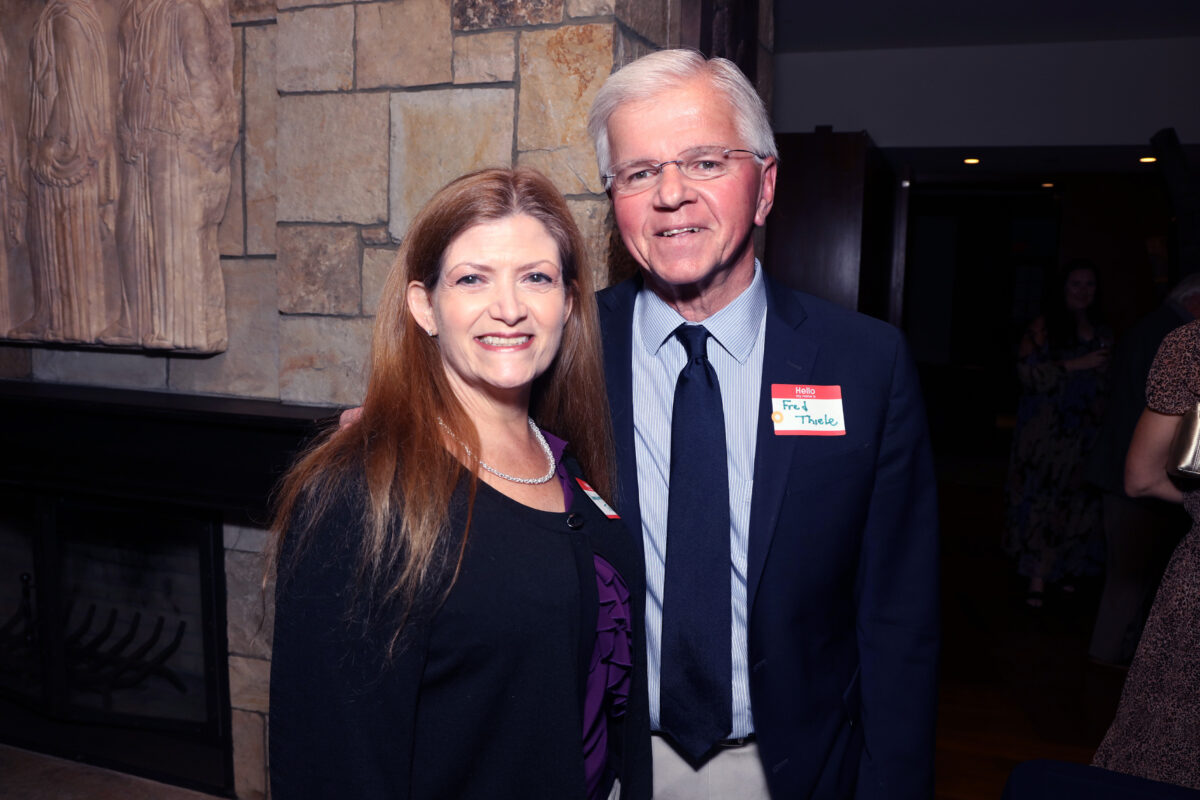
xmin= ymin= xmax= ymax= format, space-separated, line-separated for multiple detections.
xmin=0 ymin=490 xmax=234 ymax=796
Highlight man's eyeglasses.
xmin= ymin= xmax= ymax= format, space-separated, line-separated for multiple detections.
xmin=602 ymin=146 xmax=766 ymax=195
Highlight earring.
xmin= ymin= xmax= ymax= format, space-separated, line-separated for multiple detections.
xmin=427 ymin=328 xmax=436 ymax=337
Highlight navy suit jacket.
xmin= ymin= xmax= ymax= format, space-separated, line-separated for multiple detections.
xmin=597 ymin=272 xmax=940 ymax=799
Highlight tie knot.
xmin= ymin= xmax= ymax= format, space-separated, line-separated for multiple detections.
xmin=675 ymin=324 xmax=710 ymax=361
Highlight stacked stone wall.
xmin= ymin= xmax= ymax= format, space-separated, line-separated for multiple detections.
xmin=0 ymin=0 xmax=680 ymax=407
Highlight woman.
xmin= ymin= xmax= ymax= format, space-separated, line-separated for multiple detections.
xmin=1005 ymin=260 xmax=1111 ymax=606
xmin=1092 ymin=320 xmax=1200 ymax=789
xmin=268 ymin=168 xmax=651 ymax=799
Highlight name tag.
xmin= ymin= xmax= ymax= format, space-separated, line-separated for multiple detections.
xmin=575 ymin=477 xmax=620 ymax=519
xmin=771 ymin=384 xmax=846 ymax=436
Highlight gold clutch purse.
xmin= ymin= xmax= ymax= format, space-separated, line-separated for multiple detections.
xmin=1168 ymin=402 xmax=1200 ymax=477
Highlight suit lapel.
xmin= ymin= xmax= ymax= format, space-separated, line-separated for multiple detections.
xmin=597 ymin=279 xmax=644 ymax=543
xmin=747 ymin=277 xmax=818 ymax=609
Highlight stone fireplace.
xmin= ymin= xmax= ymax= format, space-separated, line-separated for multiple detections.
xmin=0 ymin=380 xmax=330 ymax=797
xmin=0 ymin=493 xmax=229 ymax=790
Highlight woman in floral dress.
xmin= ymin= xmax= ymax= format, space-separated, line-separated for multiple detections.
xmin=1092 ymin=319 xmax=1200 ymax=789
xmin=1005 ymin=262 xmax=1111 ymax=606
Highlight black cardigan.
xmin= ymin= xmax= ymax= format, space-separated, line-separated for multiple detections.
xmin=269 ymin=464 xmax=651 ymax=799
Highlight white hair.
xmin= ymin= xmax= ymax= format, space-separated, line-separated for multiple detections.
xmin=586 ymin=49 xmax=778 ymax=178
xmin=1168 ymin=272 xmax=1200 ymax=303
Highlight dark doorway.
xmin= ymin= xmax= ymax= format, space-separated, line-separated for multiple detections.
xmin=896 ymin=158 xmax=1174 ymax=798
xmin=900 ymin=165 xmax=1170 ymax=462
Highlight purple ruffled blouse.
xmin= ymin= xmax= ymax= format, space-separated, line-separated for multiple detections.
xmin=544 ymin=431 xmax=633 ymax=800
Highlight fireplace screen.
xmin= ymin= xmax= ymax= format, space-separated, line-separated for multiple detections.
xmin=0 ymin=489 xmax=233 ymax=794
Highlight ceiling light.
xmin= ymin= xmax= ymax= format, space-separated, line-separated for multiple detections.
xmin=1140 ymin=156 xmax=1157 ymax=163
xmin=963 ymin=158 xmax=981 ymax=165
xmin=1042 ymin=182 xmax=1054 ymax=188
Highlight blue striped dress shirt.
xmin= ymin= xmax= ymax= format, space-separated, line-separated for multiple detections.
xmin=631 ymin=262 xmax=767 ymax=738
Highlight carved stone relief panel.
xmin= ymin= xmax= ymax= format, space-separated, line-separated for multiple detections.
xmin=0 ymin=0 xmax=236 ymax=353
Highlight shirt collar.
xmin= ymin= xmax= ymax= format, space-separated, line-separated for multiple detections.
xmin=634 ymin=260 xmax=767 ymax=364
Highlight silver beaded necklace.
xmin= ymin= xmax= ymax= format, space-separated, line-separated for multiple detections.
xmin=436 ymin=416 xmax=557 ymax=485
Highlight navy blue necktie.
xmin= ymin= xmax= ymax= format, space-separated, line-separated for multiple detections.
xmin=660 ymin=323 xmax=732 ymax=763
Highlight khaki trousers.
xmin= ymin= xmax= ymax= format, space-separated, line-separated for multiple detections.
xmin=651 ymin=734 xmax=770 ymax=800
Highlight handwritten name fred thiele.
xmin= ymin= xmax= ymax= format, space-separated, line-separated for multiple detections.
xmin=779 ymin=396 xmax=839 ymax=427
xmin=771 ymin=384 xmax=847 ymax=436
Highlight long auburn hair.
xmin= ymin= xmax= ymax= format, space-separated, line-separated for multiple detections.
xmin=269 ymin=168 xmax=615 ymax=651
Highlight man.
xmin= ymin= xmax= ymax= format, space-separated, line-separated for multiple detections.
xmin=1084 ymin=273 xmax=1200 ymax=666
xmin=587 ymin=50 xmax=939 ymax=799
